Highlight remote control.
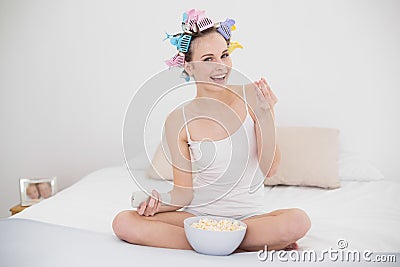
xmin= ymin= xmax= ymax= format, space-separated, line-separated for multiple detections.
xmin=131 ymin=191 xmax=171 ymax=208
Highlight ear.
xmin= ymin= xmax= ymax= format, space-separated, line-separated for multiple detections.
xmin=184 ymin=62 xmax=193 ymax=76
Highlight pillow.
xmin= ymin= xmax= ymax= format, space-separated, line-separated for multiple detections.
xmin=146 ymin=127 xmax=384 ymax=186
xmin=146 ymin=143 xmax=174 ymax=181
xmin=147 ymin=127 xmax=341 ymax=189
xmin=264 ymin=127 xmax=341 ymax=189
xmin=338 ymin=152 xmax=384 ymax=181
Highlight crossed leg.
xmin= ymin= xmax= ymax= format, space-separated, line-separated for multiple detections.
xmin=112 ymin=210 xmax=196 ymax=250
xmin=112 ymin=208 xmax=311 ymax=252
xmin=238 ymin=208 xmax=311 ymax=252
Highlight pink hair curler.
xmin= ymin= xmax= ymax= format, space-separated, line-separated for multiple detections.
xmin=196 ymin=10 xmax=214 ymax=32
xmin=165 ymin=52 xmax=185 ymax=67
xmin=186 ymin=9 xmax=199 ymax=32
xmin=197 ymin=17 xmax=213 ymax=31
xmin=182 ymin=9 xmax=214 ymax=33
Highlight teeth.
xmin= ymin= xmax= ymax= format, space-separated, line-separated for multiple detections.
xmin=211 ymin=74 xmax=225 ymax=79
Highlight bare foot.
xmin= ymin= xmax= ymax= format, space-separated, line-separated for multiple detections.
xmin=233 ymin=248 xmax=248 ymax=254
xmin=284 ymin=242 xmax=298 ymax=251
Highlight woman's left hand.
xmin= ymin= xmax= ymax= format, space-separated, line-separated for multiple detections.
xmin=253 ymin=77 xmax=278 ymax=114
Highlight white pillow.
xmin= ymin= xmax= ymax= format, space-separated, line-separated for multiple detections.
xmin=146 ymin=130 xmax=385 ymax=184
xmin=338 ymin=152 xmax=384 ymax=181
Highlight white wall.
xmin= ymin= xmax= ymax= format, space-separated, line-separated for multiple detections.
xmin=1 ymin=0 xmax=399 ymax=218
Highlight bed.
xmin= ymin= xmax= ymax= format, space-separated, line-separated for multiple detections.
xmin=1 ymin=164 xmax=399 ymax=266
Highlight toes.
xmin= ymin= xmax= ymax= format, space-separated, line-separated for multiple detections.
xmin=284 ymin=242 xmax=299 ymax=251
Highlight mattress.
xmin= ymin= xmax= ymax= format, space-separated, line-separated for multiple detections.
xmin=10 ymin=165 xmax=400 ymax=251
xmin=2 ymin=165 xmax=400 ymax=266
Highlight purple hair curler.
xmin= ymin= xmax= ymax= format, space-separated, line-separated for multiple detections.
xmin=217 ymin=18 xmax=236 ymax=40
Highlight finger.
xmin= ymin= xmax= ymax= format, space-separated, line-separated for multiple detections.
xmin=148 ymin=206 xmax=156 ymax=216
xmin=259 ymin=83 xmax=269 ymax=99
xmin=265 ymin=87 xmax=277 ymax=105
xmin=153 ymin=190 xmax=161 ymax=208
xmin=254 ymin=82 xmax=265 ymax=98
xmin=261 ymin=77 xmax=270 ymax=89
xmin=144 ymin=190 xmax=157 ymax=216
xmin=260 ymin=78 xmax=270 ymax=91
xmin=156 ymin=198 xmax=161 ymax=212
xmin=260 ymin=84 xmax=272 ymax=102
xmin=155 ymin=197 xmax=161 ymax=214
xmin=137 ymin=201 xmax=146 ymax=215
xmin=262 ymin=79 xmax=273 ymax=95
xmin=146 ymin=208 xmax=152 ymax=216
xmin=151 ymin=189 xmax=159 ymax=206
xmin=148 ymin=197 xmax=155 ymax=209
xmin=261 ymin=78 xmax=275 ymax=100
xmin=257 ymin=79 xmax=268 ymax=96
xmin=269 ymin=88 xmax=278 ymax=102
xmin=253 ymin=81 xmax=260 ymax=89
xmin=152 ymin=189 xmax=159 ymax=199
xmin=144 ymin=205 xmax=151 ymax=216
xmin=150 ymin=201 xmax=158 ymax=216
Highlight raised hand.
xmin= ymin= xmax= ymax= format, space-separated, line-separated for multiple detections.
xmin=253 ymin=77 xmax=278 ymax=115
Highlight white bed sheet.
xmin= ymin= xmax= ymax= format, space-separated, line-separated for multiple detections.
xmin=13 ymin=165 xmax=400 ymax=253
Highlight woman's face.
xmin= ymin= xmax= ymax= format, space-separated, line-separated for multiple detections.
xmin=184 ymin=31 xmax=232 ymax=86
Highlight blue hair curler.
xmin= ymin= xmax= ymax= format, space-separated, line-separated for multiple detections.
xmin=177 ymin=34 xmax=192 ymax=53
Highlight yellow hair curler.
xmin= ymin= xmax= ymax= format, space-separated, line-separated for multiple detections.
xmin=228 ymin=41 xmax=243 ymax=54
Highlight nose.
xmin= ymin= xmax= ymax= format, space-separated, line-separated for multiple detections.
xmin=215 ymin=57 xmax=228 ymax=65
xmin=213 ymin=60 xmax=229 ymax=72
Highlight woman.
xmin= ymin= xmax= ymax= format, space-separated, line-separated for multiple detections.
xmin=113 ymin=9 xmax=311 ymax=252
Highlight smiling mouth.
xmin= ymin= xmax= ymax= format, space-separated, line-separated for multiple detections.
xmin=210 ymin=73 xmax=227 ymax=82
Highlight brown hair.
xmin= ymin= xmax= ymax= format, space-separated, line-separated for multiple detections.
xmin=184 ymin=27 xmax=231 ymax=62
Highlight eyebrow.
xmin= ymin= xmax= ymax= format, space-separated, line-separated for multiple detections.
xmin=201 ymin=49 xmax=229 ymax=58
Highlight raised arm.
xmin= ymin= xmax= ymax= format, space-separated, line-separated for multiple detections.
xmin=244 ymin=79 xmax=280 ymax=179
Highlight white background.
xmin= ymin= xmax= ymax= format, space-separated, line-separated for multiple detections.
xmin=1 ymin=0 xmax=399 ymax=219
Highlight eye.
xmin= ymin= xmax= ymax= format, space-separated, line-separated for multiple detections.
xmin=222 ymin=53 xmax=229 ymax=58
xmin=203 ymin=57 xmax=212 ymax=62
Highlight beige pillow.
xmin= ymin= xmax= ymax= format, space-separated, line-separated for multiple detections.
xmin=265 ymin=127 xmax=340 ymax=189
xmin=146 ymin=143 xmax=174 ymax=180
xmin=146 ymin=127 xmax=341 ymax=189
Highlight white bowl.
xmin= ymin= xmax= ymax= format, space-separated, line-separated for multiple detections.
xmin=183 ymin=216 xmax=247 ymax=256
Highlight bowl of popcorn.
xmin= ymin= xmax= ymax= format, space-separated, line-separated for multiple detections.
xmin=183 ymin=216 xmax=247 ymax=256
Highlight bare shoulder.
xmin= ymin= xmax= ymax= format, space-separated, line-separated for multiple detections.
xmin=165 ymin=107 xmax=184 ymax=129
xmin=164 ymin=107 xmax=187 ymax=141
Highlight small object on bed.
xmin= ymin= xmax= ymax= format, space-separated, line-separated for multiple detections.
xmin=131 ymin=190 xmax=171 ymax=208
xmin=184 ymin=216 xmax=247 ymax=256
xmin=19 ymin=177 xmax=58 ymax=206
